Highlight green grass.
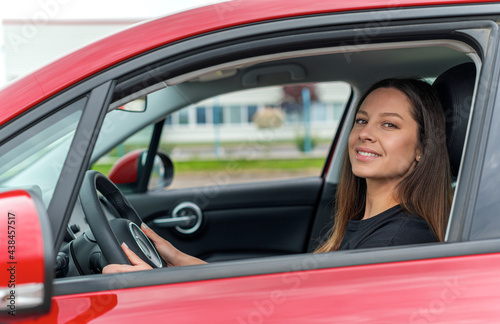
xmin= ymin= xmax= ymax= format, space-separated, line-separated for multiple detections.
xmin=105 ymin=139 xmax=331 ymax=158
xmin=175 ymin=158 xmax=325 ymax=172
xmin=92 ymin=164 xmax=116 ymax=175
xmin=92 ymin=157 xmax=325 ymax=176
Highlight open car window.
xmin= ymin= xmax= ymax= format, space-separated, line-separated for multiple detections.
xmin=94 ymin=82 xmax=351 ymax=189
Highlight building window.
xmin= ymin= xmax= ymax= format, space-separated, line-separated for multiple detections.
xmin=247 ymin=105 xmax=258 ymax=123
xmin=196 ymin=106 xmax=206 ymax=124
xmin=213 ymin=105 xmax=223 ymax=125
xmin=229 ymin=105 xmax=242 ymax=124
xmin=333 ymin=102 xmax=344 ymax=120
xmin=312 ymin=103 xmax=327 ymax=122
xmin=179 ymin=109 xmax=189 ymax=125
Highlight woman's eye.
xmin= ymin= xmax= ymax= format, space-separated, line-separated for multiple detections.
xmin=382 ymin=122 xmax=397 ymax=128
xmin=355 ymin=118 xmax=367 ymax=124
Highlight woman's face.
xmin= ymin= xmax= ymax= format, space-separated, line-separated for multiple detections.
xmin=348 ymin=87 xmax=421 ymax=184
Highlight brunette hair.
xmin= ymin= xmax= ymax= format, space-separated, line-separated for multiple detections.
xmin=315 ymin=78 xmax=453 ymax=252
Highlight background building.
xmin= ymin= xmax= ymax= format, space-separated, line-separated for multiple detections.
xmin=2 ymin=19 xmax=137 ymax=82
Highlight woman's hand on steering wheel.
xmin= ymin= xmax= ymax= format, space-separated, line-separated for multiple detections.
xmin=102 ymin=242 xmax=153 ymax=273
xmin=102 ymin=223 xmax=206 ymax=274
xmin=141 ymin=223 xmax=207 ymax=267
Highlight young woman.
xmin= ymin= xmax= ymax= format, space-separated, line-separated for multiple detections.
xmin=316 ymin=78 xmax=452 ymax=252
xmin=103 ymin=78 xmax=452 ymax=273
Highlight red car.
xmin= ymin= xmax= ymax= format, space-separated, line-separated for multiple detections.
xmin=2 ymin=0 xmax=500 ymax=322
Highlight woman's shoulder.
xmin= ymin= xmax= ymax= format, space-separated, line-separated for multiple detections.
xmin=386 ymin=208 xmax=439 ymax=246
xmin=340 ymin=205 xmax=438 ymax=250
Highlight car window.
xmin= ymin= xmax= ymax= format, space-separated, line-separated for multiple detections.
xmin=94 ymin=82 xmax=350 ymax=189
xmin=0 ymin=97 xmax=85 ymax=207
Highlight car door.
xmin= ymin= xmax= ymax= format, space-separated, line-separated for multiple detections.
xmin=131 ymin=176 xmax=326 ymax=261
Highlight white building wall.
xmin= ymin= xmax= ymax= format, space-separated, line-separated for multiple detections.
xmin=2 ymin=20 xmax=136 ymax=81
xmin=163 ymin=82 xmax=350 ymax=143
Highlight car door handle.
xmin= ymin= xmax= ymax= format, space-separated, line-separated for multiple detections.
xmin=152 ymin=215 xmax=197 ymax=228
xmin=151 ymin=202 xmax=203 ymax=234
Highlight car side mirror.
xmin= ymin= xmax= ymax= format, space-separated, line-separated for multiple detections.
xmin=108 ymin=150 xmax=174 ymax=192
xmin=0 ymin=190 xmax=53 ymax=320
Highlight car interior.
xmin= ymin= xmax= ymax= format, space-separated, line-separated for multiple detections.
xmin=56 ymin=38 xmax=479 ymax=277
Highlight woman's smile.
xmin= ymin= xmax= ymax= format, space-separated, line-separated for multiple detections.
xmin=355 ymin=147 xmax=382 ymax=161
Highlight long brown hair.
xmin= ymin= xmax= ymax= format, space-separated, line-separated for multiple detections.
xmin=315 ymin=78 xmax=452 ymax=252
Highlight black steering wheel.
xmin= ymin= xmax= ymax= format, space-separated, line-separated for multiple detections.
xmin=79 ymin=170 xmax=163 ymax=269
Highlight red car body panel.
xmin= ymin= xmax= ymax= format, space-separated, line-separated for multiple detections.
xmin=0 ymin=0 xmax=497 ymax=126
xmin=19 ymin=252 xmax=500 ymax=323
xmin=0 ymin=190 xmax=46 ymax=286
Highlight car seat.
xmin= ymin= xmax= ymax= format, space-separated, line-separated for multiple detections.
xmin=432 ymin=62 xmax=476 ymax=177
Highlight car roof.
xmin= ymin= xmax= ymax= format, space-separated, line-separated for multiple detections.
xmin=0 ymin=0 xmax=494 ymax=126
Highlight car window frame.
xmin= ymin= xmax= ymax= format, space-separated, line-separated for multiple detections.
xmin=0 ymin=82 xmax=115 ymax=249
xmin=463 ymin=32 xmax=500 ymax=241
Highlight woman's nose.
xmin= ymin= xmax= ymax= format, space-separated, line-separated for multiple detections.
xmin=358 ymin=123 xmax=375 ymax=142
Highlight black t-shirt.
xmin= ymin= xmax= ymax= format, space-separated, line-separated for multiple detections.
xmin=339 ymin=205 xmax=438 ymax=250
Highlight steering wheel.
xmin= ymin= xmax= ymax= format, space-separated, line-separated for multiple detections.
xmin=79 ymin=170 xmax=163 ymax=269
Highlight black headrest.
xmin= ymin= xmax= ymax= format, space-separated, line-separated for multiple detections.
xmin=432 ymin=62 xmax=476 ymax=177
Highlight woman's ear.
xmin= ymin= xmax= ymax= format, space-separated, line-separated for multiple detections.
xmin=416 ymin=149 xmax=422 ymax=162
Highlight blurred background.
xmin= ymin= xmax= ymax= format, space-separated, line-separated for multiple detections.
xmin=0 ymin=0 xmax=227 ymax=85
xmin=0 ymin=0 xmax=351 ymax=189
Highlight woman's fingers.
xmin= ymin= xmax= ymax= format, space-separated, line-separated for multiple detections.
xmin=141 ymin=223 xmax=207 ymax=266
xmin=141 ymin=223 xmax=166 ymax=245
xmin=102 ymin=243 xmax=152 ymax=274
xmin=141 ymin=223 xmax=179 ymax=264
xmin=122 ymin=243 xmax=151 ymax=267
xmin=102 ymin=264 xmax=139 ymax=274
